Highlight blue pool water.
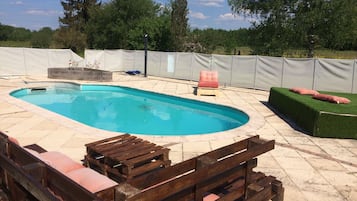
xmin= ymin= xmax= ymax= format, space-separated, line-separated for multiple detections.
xmin=11 ymin=84 xmax=249 ymax=135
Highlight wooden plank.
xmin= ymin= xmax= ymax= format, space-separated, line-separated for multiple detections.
xmin=199 ymin=136 xmax=259 ymax=160
xmin=45 ymin=166 xmax=101 ymax=201
xmin=197 ymin=159 xmax=257 ymax=196
xmin=85 ymin=134 xmax=132 ymax=148
xmin=123 ymin=148 xmax=170 ymax=166
xmin=125 ymin=160 xmax=168 ymax=177
xmin=197 ymin=88 xmax=219 ymax=96
xmin=85 ymin=134 xmax=171 ymax=182
xmin=92 ymin=138 xmax=142 ymax=155
xmin=8 ymin=142 xmax=40 ymax=166
xmin=245 ymin=185 xmax=273 ymax=201
xmin=129 ymin=140 xmax=274 ymax=201
xmin=128 ymin=158 xmax=196 ymax=189
xmin=109 ymin=143 xmax=158 ymax=161
xmin=1 ymin=136 xmax=106 ymax=201
xmin=23 ymin=144 xmax=47 ymax=153
xmin=272 ymin=180 xmax=284 ymax=201
xmin=0 ymin=154 xmax=59 ymax=201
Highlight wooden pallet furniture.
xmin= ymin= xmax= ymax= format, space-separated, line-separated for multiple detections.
xmin=197 ymin=87 xmax=220 ymax=96
xmin=197 ymin=70 xmax=220 ymax=96
xmin=116 ymin=135 xmax=284 ymax=201
xmin=1 ymin=132 xmax=283 ymax=201
xmin=83 ymin=134 xmax=171 ymax=182
xmin=0 ymin=132 xmax=118 ymax=201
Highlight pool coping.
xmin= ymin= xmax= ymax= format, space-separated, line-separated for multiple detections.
xmin=4 ymin=79 xmax=265 ymax=143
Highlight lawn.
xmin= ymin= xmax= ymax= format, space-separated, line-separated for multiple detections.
xmin=268 ymin=87 xmax=357 ymax=139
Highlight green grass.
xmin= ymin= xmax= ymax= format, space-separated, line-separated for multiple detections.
xmin=284 ymin=48 xmax=357 ymax=59
xmin=268 ymin=87 xmax=357 ymax=139
xmin=285 ymin=90 xmax=357 ymax=114
xmin=0 ymin=40 xmax=31 ymax=47
xmin=1 ymin=41 xmax=356 ymax=59
xmin=213 ymin=46 xmax=357 ymax=59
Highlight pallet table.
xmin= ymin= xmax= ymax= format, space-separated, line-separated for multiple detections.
xmin=197 ymin=87 xmax=219 ymax=96
xmin=84 ymin=134 xmax=171 ymax=182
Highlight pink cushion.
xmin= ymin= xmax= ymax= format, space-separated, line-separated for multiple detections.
xmin=65 ymin=168 xmax=117 ymax=193
xmin=198 ymin=71 xmax=219 ymax=88
xmin=290 ymin=87 xmax=319 ymax=95
xmin=313 ymin=94 xmax=351 ymax=104
xmin=203 ymin=193 xmax=220 ymax=201
xmin=8 ymin=136 xmax=20 ymax=145
xmin=38 ymin=151 xmax=84 ymax=173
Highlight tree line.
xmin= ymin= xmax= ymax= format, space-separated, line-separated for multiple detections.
xmin=228 ymin=0 xmax=357 ymax=57
xmin=0 ymin=0 xmax=356 ymax=58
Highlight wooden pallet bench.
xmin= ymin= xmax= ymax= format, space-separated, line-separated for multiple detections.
xmin=0 ymin=132 xmax=118 ymax=201
xmin=0 ymin=132 xmax=283 ymax=201
xmin=83 ymin=134 xmax=171 ymax=182
xmin=116 ymin=135 xmax=284 ymax=201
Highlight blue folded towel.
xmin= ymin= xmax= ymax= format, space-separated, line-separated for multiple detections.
xmin=126 ymin=70 xmax=141 ymax=75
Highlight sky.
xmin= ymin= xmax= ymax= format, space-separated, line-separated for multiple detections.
xmin=0 ymin=0 xmax=254 ymax=31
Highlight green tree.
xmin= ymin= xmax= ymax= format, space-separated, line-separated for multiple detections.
xmin=9 ymin=27 xmax=32 ymax=41
xmin=228 ymin=0 xmax=357 ymax=57
xmin=86 ymin=0 xmax=171 ymax=50
xmin=170 ymin=0 xmax=188 ymax=51
xmin=0 ymin=24 xmax=32 ymax=41
xmin=55 ymin=0 xmax=101 ymax=52
xmin=0 ymin=24 xmax=15 ymax=41
xmin=188 ymin=28 xmax=249 ymax=54
xmin=31 ymin=27 xmax=53 ymax=48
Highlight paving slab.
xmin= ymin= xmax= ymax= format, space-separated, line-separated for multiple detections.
xmin=0 ymin=75 xmax=356 ymax=200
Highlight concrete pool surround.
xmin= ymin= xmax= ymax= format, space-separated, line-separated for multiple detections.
xmin=3 ymin=75 xmax=356 ymax=200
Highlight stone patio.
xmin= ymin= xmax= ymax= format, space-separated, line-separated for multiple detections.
xmin=0 ymin=74 xmax=356 ymax=200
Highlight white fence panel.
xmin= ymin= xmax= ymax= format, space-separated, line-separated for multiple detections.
xmin=255 ymin=56 xmax=284 ymax=90
xmin=0 ymin=47 xmax=26 ymax=76
xmin=212 ymin=54 xmax=232 ymax=86
xmin=191 ymin=53 xmax=211 ymax=82
xmin=134 ymin=51 xmax=145 ymax=72
xmin=282 ymin=58 xmax=315 ymax=89
xmin=102 ymin=50 xmax=122 ymax=71
xmin=157 ymin=52 xmax=175 ymax=78
xmin=84 ymin=49 xmax=105 ymax=69
xmin=231 ymin=56 xmax=256 ymax=88
xmin=48 ymin=49 xmax=72 ymax=68
xmin=1 ymin=47 xmax=356 ymax=94
xmin=174 ymin=53 xmax=193 ymax=80
xmin=120 ymin=50 xmax=136 ymax=71
xmin=314 ymin=58 xmax=354 ymax=92
xmin=147 ymin=51 xmax=161 ymax=76
xmin=24 ymin=48 xmax=51 ymax=75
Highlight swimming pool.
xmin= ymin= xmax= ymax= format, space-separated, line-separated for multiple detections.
xmin=11 ymin=83 xmax=249 ymax=135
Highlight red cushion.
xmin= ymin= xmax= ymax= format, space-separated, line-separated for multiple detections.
xmin=8 ymin=136 xmax=20 ymax=145
xmin=198 ymin=71 xmax=219 ymax=88
xmin=290 ymin=87 xmax=319 ymax=95
xmin=313 ymin=93 xmax=351 ymax=104
xmin=203 ymin=193 xmax=220 ymax=201
xmin=65 ymin=168 xmax=117 ymax=193
xmin=39 ymin=151 xmax=84 ymax=173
